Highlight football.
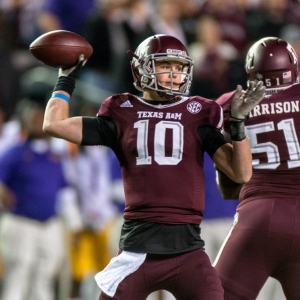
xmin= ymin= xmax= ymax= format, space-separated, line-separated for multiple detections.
xmin=29 ymin=30 xmax=93 ymax=69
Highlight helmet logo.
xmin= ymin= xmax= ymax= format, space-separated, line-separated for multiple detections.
xmin=135 ymin=41 xmax=150 ymax=58
xmin=167 ymin=49 xmax=187 ymax=56
xmin=187 ymin=101 xmax=202 ymax=114
xmin=287 ymin=43 xmax=298 ymax=64
xmin=144 ymin=45 xmax=150 ymax=56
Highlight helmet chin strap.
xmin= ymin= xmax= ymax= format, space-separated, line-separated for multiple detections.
xmin=156 ymin=84 xmax=182 ymax=101
xmin=156 ymin=92 xmax=182 ymax=101
xmin=156 ymin=91 xmax=175 ymax=100
xmin=156 ymin=78 xmax=187 ymax=100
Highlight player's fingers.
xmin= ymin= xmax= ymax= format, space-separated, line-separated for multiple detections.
xmin=77 ymin=54 xmax=88 ymax=67
xmin=236 ymin=84 xmax=243 ymax=93
xmin=255 ymin=81 xmax=265 ymax=92
xmin=233 ymin=84 xmax=243 ymax=100
xmin=248 ymin=81 xmax=255 ymax=91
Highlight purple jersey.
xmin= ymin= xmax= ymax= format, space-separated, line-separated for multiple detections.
xmin=217 ymin=83 xmax=300 ymax=204
xmin=0 ymin=141 xmax=67 ymax=221
xmin=98 ymin=93 xmax=223 ymax=225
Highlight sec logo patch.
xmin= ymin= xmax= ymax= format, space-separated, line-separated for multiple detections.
xmin=187 ymin=101 xmax=202 ymax=114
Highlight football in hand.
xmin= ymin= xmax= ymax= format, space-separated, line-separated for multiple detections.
xmin=29 ymin=30 xmax=93 ymax=69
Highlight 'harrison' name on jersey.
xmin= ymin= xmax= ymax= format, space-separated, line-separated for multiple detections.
xmin=137 ymin=111 xmax=182 ymax=120
xmin=250 ymin=100 xmax=300 ymax=117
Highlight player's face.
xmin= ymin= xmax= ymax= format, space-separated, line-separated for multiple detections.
xmin=154 ymin=60 xmax=184 ymax=90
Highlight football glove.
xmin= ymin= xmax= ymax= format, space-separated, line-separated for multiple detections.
xmin=53 ymin=54 xmax=86 ymax=96
xmin=230 ymin=80 xmax=266 ymax=120
xmin=58 ymin=54 xmax=86 ymax=77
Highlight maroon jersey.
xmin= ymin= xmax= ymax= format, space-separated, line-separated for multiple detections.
xmin=215 ymin=84 xmax=300 ymax=299
xmin=98 ymin=93 xmax=223 ymax=225
xmin=217 ymin=83 xmax=300 ymax=203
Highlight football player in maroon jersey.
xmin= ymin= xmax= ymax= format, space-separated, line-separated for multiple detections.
xmin=214 ymin=37 xmax=300 ymax=300
xmin=43 ymin=34 xmax=265 ymax=300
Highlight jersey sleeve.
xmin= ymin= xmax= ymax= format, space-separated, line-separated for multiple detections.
xmin=189 ymin=95 xmax=224 ymax=129
xmin=97 ymin=95 xmax=120 ymax=118
xmin=197 ymin=126 xmax=228 ymax=158
xmin=210 ymin=100 xmax=224 ymax=129
xmin=81 ymin=116 xmax=117 ymax=148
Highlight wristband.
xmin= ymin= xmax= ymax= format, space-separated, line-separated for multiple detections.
xmin=53 ymin=60 xmax=84 ymax=96
xmin=52 ymin=93 xmax=70 ymax=103
xmin=53 ymin=76 xmax=76 ymax=96
xmin=229 ymin=120 xmax=246 ymax=141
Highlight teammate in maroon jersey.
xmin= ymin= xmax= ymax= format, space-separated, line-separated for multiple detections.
xmin=214 ymin=37 xmax=300 ymax=300
xmin=43 ymin=34 xmax=265 ymax=300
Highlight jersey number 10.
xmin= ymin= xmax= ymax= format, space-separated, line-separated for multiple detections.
xmin=134 ymin=120 xmax=184 ymax=165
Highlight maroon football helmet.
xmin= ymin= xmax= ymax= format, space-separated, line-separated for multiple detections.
xmin=128 ymin=34 xmax=193 ymax=99
xmin=245 ymin=37 xmax=299 ymax=91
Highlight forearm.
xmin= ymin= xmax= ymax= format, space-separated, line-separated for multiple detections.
xmin=43 ymin=55 xmax=85 ymax=144
xmin=214 ymin=81 xmax=265 ymax=188
xmin=214 ymin=138 xmax=252 ymax=183
xmin=231 ymin=137 xmax=252 ymax=182
xmin=43 ymin=91 xmax=83 ymax=144
xmin=214 ymin=118 xmax=251 ymax=181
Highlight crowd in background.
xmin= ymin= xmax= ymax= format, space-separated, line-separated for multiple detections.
xmin=0 ymin=0 xmax=299 ymax=299
xmin=1 ymin=0 xmax=300 ymax=121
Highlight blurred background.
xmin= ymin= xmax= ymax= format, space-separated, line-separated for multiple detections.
xmin=0 ymin=0 xmax=299 ymax=299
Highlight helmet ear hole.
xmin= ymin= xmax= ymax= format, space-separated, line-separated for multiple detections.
xmin=141 ymin=74 xmax=155 ymax=87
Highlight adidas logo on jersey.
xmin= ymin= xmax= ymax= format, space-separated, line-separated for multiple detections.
xmin=120 ymin=100 xmax=133 ymax=107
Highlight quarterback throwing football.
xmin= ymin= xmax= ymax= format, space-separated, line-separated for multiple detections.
xmin=43 ymin=34 xmax=265 ymax=300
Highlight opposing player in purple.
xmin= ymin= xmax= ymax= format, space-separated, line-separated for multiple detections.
xmin=43 ymin=34 xmax=265 ymax=300
xmin=214 ymin=37 xmax=300 ymax=300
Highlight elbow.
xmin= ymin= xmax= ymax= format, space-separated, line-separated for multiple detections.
xmin=43 ymin=121 xmax=57 ymax=138
xmin=229 ymin=167 xmax=252 ymax=184
xmin=234 ymin=171 xmax=252 ymax=184
xmin=236 ymin=178 xmax=249 ymax=184
xmin=42 ymin=121 xmax=51 ymax=135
